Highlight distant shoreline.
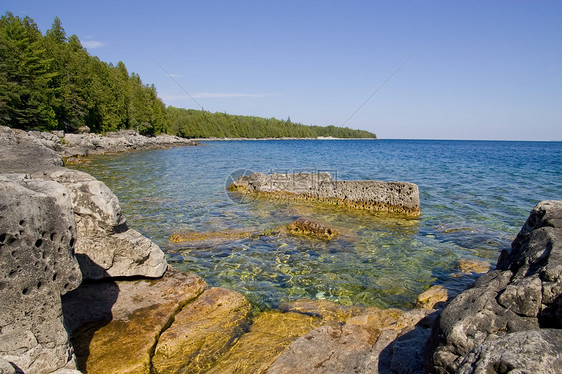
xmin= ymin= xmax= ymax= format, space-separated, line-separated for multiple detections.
xmin=194 ymin=137 xmax=378 ymax=141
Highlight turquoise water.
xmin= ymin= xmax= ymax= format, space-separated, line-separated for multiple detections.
xmin=70 ymin=139 xmax=562 ymax=310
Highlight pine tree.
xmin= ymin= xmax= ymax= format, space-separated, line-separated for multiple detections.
xmin=0 ymin=13 xmax=57 ymax=129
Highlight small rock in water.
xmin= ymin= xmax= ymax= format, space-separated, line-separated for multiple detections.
xmin=287 ymin=218 xmax=338 ymax=239
xmin=457 ymin=258 xmax=491 ymax=274
xmin=416 ymin=285 xmax=449 ymax=309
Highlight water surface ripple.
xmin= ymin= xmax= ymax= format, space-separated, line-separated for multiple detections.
xmin=70 ymin=139 xmax=562 ymax=310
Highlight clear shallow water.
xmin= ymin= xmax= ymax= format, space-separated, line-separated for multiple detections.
xmin=70 ymin=139 xmax=562 ymax=310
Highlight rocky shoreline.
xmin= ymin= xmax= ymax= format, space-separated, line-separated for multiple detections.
xmin=28 ymin=128 xmax=198 ymax=159
xmin=1 ymin=126 xmax=560 ymax=373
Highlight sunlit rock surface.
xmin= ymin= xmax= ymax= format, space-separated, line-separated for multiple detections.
xmin=153 ymin=287 xmax=252 ymax=373
xmin=427 ymin=200 xmax=562 ymax=373
xmin=229 ymin=172 xmax=421 ymax=217
xmin=64 ymin=269 xmax=207 ymax=374
xmin=0 ymin=174 xmax=82 ymax=373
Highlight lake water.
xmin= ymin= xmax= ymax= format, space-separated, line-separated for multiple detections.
xmin=70 ymin=139 xmax=562 ymax=311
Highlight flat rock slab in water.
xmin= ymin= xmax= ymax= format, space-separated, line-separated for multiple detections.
xmin=229 ymin=172 xmax=420 ymax=217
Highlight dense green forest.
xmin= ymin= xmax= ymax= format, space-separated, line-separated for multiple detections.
xmin=0 ymin=13 xmax=376 ymax=139
xmin=167 ymin=108 xmax=376 ymax=138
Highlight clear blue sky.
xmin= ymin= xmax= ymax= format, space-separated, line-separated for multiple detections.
xmin=3 ymin=1 xmax=561 ymax=140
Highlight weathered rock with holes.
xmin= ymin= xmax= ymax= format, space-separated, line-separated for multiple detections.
xmin=0 ymin=174 xmax=82 ymax=373
xmin=1 ymin=125 xmax=168 ymax=280
xmin=229 ymin=172 xmax=420 ymax=217
xmin=37 ymin=168 xmax=168 ymax=280
xmin=287 ymin=218 xmax=339 ymax=239
xmin=427 ymin=200 xmax=562 ymax=373
xmin=0 ymin=127 xmax=64 ymax=173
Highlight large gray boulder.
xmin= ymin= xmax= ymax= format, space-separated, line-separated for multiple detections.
xmin=427 ymin=200 xmax=562 ymax=373
xmin=0 ymin=174 xmax=82 ymax=373
xmin=1 ymin=125 xmax=168 ymax=280
xmin=39 ymin=169 xmax=167 ymax=280
xmin=0 ymin=127 xmax=63 ymax=172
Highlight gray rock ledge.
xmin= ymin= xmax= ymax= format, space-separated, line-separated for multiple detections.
xmin=229 ymin=172 xmax=421 ymax=217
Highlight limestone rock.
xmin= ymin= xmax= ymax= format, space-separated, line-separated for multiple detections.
xmin=266 ymin=308 xmax=435 ymax=374
xmin=64 ymin=269 xmax=207 ymax=374
xmin=287 ymin=218 xmax=338 ymax=239
xmin=0 ymin=127 xmax=64 ymax=173
xmin=0 ymin=359 xmax=15 ymax=374
xmin=457 ymin=258 xmax=490 ymax=274
xmin=229 ymin=172 xmax=421 ymax=217
xmin=457 ymin=330 xmax=562 ymax=374
xmin=0 ymin=174 xmax=82 ymax=373
xmin=58 ymin=130 xmax=197 ymax=157
xmin=278 ymin=299 xmax=365 ymax=325
xmin=416 ymin=285 xmax=449 ymax=309
xmin=206 ymin=311 xmax=323 ymax=374
xmin=427 ymin=200 xmax=562 ymax=373
xmin=40 ymin=168 xmax=167 ymax=279
xmin=152 ymin=287 xmax=252 ymax=373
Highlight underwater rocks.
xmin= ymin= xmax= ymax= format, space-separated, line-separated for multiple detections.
xmin=63 ymin=269 xmax=207 ymax=374
xmin=0 ymin=174 xmax=82 ymax=374
xmin=206 ymin=310 xmax=324 ymax=374
xmin=426 ymin=200 xmax=562 ymax=373
xmin=152 ymin=287 xmax=252 ymax=373
xmin=287 ymin=218 xmax=339 ymax=239
xmin=456 ymin=258 xmax=490 ymax=274
xmin=228 ymin=172 xmax=421 ymax=217
xmin=416 ymin=286 xmax=449 ymax=310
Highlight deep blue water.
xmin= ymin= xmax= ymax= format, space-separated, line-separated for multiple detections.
xmin=71 ymin=139 xmax=562 ymax=310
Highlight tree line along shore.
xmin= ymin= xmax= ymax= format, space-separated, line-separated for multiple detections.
xmin=0 ymin=12 xmax=376 ymax=139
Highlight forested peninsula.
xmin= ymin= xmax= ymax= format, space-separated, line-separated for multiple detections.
xmin=0 ymin=13 xmax=376 ymax=139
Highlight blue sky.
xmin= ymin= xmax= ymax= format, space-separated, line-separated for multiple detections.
xmin=3 ymin=1 xmax=561 ymax=140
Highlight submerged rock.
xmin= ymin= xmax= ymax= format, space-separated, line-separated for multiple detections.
xmin=456 ymin=258 xmax=490 ymax=274
xmin=206 ymin=310 xmax=324 ymax=374
xmin=153 ymin=287 xmax=252 ymax=373
xmin=229 ymin=172 xmax=421 ymax=217
xmin=64 ymin=269 xmax=207 ymax=374
xmin=416 ymin=285 xmax=449 ymax=310
xmin=427 ymin=200 xmax=562 ymax=373
xmin=170 ymin=229 xmax=258 ymax=245
xmin=278 ymin=299 xmax=366 ymax=325
xmin=287 ymin=218 xmax=339 ymax=239
xmin=0 ymin=174 xmax=82 ymax=373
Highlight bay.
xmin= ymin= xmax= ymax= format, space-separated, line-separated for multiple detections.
xmin=70 ymin=139 xmax=562 ymax=310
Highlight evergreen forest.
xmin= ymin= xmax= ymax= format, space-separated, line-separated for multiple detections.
xmin=0 ymin=13 xmax=376 ymax=139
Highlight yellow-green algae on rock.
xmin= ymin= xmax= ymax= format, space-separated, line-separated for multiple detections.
xmin=69 ymin=269 xmax=207 ymax=374
xmin=152 ymin=287 xmax=252 ymax=373
xmin=205 ymin=310 xmax=324 ymax=374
